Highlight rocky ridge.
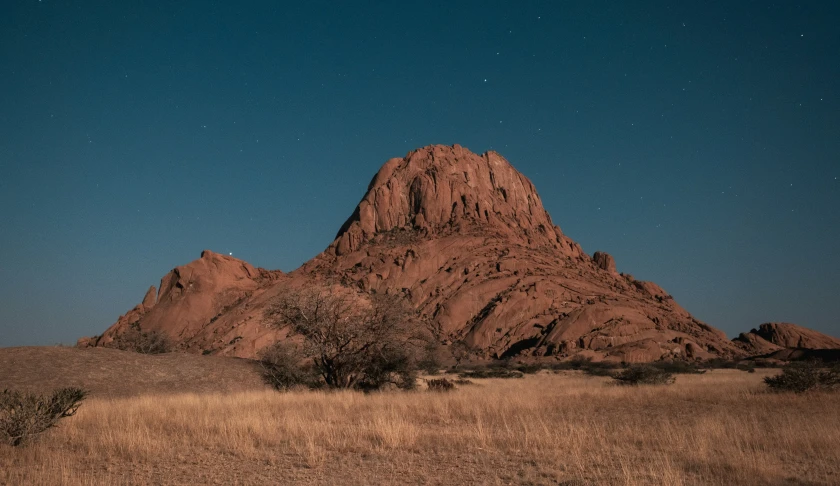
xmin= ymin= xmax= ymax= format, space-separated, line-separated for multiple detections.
xmin=81 ymin=250 xmax=287 ymax=356
xmin=734 ymin=323 xmax=840 ymax=355
xmin=81 ymin=145 xmax=836 ymax=362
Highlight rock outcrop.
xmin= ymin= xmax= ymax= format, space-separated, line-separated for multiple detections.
xmin=593 ymin=251 xmax=617 ymax=274
xmin=328 ymin=145 xmax=584 ymax=258
xmin=735 ymin=322 xmax=840 ymax=355
xmin=79 ymin=250 xmax=286 ymax=356
xmin=301 ymin=145 xmax=744 ymax=362
xmin=84 ymin=144 xmax=782 ymax=362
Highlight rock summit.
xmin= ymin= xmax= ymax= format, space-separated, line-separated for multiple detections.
xmin=81 ymin=145 xmax=836 ymax=362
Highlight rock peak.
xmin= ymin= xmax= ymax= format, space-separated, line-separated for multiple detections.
xmin=735 ymin=322 xmax=840 ymax=352
xmin=86 ymin=145 xmax=757 ymax=362
xmin=331 ymin=144 xmax=569 ymax=255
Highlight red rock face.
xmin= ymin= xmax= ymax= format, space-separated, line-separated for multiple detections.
xmin=300 ymin=146 xmax=744 ymax=362
xmin=80 ymin=250 xmax=287 ymax=357
xmin=593 ymin=251 xmax=618 ymax=274
xmin=86 ymin=144 xmax=818 ymax=362
xmin=734 ymin=323 xmax=840 ymax=354
xmin=329 ymin=145 xmax=581 ymax=258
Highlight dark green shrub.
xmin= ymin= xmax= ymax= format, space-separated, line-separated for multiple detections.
xmin=487 ymin=358 xmax=515 ymax=370
xmin=108 ymin=323 xmax=172 ymax=354
xmin=259 ymin=343 xmax=318 ymax=391
xmin=582 ymin=362 xmax=621 ymax=377
xmin=0 ymin=387 xmax=87 ymax=446
xmin=458 ymin=368 xmax=524 ymax=379
xmin=653 ymin=360 xmax=705 ymax=375
xmin=427 ymin=378 xmax=456 ymax=392
xmin=702 ymin=358 xmax=738 ymax=369
xmin=548 ymin=357 xmax=622 ymax=376
xmin=752 ymin=358 xmax=780 ymax=369
xmin=515 ymin=363 xmax=544 ymax=374
xmin=612 ymin=365 xmax=675 ymax=386
xmin=549 ymin=356 xmax=594 ymax=371
xmin=356 ymin=346 xmax=418 ymax=391
xmin=764 ymin=362 xmax=840 ymax=393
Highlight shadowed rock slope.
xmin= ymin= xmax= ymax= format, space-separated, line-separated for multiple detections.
xmin=85 ymin=144 xmax=758 ymax=362
xmin=79 ymin=250 xmax=289 ymax=357
xmin=734 ymin=322 xmax=840 ymax=355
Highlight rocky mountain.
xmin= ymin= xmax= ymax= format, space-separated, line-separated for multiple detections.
xmin=299 ymin=144 xmax=742 ymax=362
xmin=81 ymin=144 xmax=831 ymax=362
xmin=734 ymin=323 xmax=840 ymax=355
xmin=79 ymin=250 xmax=288 ymax=356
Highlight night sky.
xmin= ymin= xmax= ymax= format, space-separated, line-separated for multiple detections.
xmin=1 ymin=1 xmax=838 ymax=347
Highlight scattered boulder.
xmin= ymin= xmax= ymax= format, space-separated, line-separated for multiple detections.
xmin=593 ymin=251 xmax=617 ymax=274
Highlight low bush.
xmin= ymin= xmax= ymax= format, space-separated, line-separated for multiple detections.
xmin=652 ymin=360 xmax=705 ymax=375
xmin=752 ymin=358 xmax=781 ymax=369
xmin=515 ymin=363 xmax=544 ymax=374
xmin=260 ymin=341 xmax=420 ymax=392
xmin=548 ymin=356 xmax=594 ymax=371
xmin=548 ymin=357 xmax=622 ymax=376
xmin=764 ymin=361 xmax=840 ymax=393
xmin=426 ymin=378 xmax=456 ymax=392
xmin=458 ymin=368 xmax=524 ymax=379
xmin=612 ymin=365 xmax=675 ymax=386
xmin=258 ymin=343 xmax=318 ymax=391
xmin=355 ymin=347 xmax=419 ymax=391
xmin=702 ymin=358 xmax=738 ymax=369
xmin=108 ymin=323 xmax=172 ymax=354
xmin=582 ymin=363 xmax=620 ymax=377
xmin=0 ymin=387 xmax=87 ymax=446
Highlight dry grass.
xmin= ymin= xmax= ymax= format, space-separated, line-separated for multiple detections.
xmin=0 ymin=347 xmax=267 ymax=397
xmin=2 ymin=370 xmax=838 ymax=485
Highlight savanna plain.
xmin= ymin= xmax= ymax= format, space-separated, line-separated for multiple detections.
xmin=2 ymin=369 xmax=838 ymax=486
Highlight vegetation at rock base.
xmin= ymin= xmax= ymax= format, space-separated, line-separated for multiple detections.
xmin=425 ymin=378 xmax=456 ymax=392
xmin=258 ymin=342 xmax=320 ymax=391
xmin=106 ymin=322 xmax=172 ymax=354
xmin=612 ymin=365 xmax=675 ymax=386
xmin=264 ymin=288 xmax=433 ymax=391
xmin=764 ymin=361 xmax=840 ymax=393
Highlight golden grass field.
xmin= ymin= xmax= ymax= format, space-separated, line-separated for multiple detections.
xmin=2 ymin=368 xmax=839 ymax=485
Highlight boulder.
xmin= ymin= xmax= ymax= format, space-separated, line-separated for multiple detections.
xmin=593 ymin=251 xmax=617 ymax=274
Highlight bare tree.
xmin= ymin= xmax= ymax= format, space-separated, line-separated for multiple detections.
xmin=265 ymin=288 xmax=429 ymax=390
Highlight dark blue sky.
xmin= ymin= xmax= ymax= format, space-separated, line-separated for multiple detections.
xmin=1 ymin=1 xmax=838 ymax=346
